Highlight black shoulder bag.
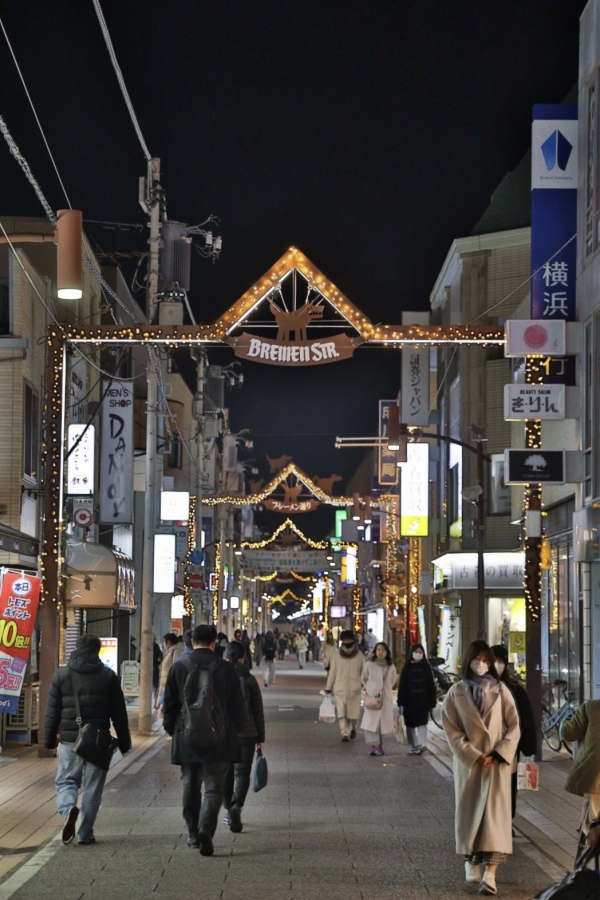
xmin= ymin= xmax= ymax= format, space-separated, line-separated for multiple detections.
xmin=71 ymin=675 xmax=119 ymax=771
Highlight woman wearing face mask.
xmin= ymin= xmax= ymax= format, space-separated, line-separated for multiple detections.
xmin=442 ymin=640 xmax=520 ymax=896
xmin=360 ymin=642 xmax=398 ymax=756
xmin=397 ymin=643 xmax=437 ymax=754
xmin=490 ymin=645 xmax=537 ymax=820
xmin=325 ymin=630 xmax=365 ymax=742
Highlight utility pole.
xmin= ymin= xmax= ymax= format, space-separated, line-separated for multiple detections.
xmin=139 ymin=157 xmax=162 ymax=735
xmin=475 ymin=439 xmax=486 ymax=640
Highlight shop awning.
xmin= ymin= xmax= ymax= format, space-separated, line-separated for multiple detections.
xmin=65 ymin=539 xmax=136 ymax=610
xmin=0 ymin=524 xmax=39 ymax=557
xmin=432 ymin=552 xmax=525 ymax=592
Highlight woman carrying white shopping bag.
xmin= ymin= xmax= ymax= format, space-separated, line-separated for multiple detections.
xmin=360 ymin=642 xmax=397 ymax=757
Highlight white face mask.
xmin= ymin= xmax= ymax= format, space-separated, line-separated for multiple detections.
xmin=494 ymin=661 xmax=505 ymax=677
xmin=470 ymin=660 xmax=489 ymax=677
xmin=412 ymin=652 xmax=424 ymax=661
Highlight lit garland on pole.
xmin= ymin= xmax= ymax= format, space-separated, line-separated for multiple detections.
xmin=213 ymin=541 xmax=221 ymax=625
xmin=182 ymin=494 xmax=197 ymax=617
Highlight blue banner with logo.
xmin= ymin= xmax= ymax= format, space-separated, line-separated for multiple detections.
xmin=531 ymin=104 xmax=577 ymax=321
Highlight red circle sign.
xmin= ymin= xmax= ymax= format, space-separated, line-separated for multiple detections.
xmin=523 ymin=324 xmax=548 ymax=349
xmin=73 ymin=507 xmax=93 ymax=527
xmin=189 ymin=574 xmax=203 ymax=589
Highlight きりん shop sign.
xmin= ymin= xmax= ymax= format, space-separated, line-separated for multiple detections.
xmin=0 ymin=571 xmax=41 ymax=714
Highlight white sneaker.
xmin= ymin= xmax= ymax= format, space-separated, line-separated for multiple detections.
xmin=479 ymin=871 xmax=497 ymax=895
xmin=465 ymin=861 xmax=482 ymax=883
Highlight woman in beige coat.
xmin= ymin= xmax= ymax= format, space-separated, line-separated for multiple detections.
xmin=325 ymin=630 xmax=364 ymax=741
xmin=562 ymin=699 xmax=600 ymax=828
xmin=155 ymin=633 xmax=184 ymax=709
xmin=360 ymin=642 xmax=397 ymax=756
xmin=442 ymin=640 xmax=520 ymax=896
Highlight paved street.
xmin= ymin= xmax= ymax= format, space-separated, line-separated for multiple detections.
xmin=0 ymin=662 xmax=572 ymax=900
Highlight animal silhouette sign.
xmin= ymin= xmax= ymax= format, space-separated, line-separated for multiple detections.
xmin=226 ymin=297 xmax=363 ymax=366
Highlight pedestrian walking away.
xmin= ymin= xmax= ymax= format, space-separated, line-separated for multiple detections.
xmin=295 ymin=632 xmax=309 ymax=668
xmin=398 ymin=642 xmax=437 ymax=754
xmin=155 ymin=632 xmax=184 ymax=710
xmin=163 ymin=623 xmax=247 ymax=857
xmin=277 ymin=634 xmax=287 ymax=661
xmin=325 ymin=630 xmax=364 ymax=741
xmin=490 ymin=644 xmax=536 ymax=819
xmin=261 ymin=630 xmax=277 ymax=687
xmin=361 ymin=641 xmax=397 ymax=756
xmin=442 ymin=640 xmax=520 ymax=896
xmin=44 ymin=633 xmax=131 ymax=846
xmin=214 ymin=632 xmax=229 ymax=658
xmin=562 ymin=697 xmax=600 ymax=835
xmin=222 ymin=640 xmax=266 ymax=834
xmin=322 ymin=632 xmax=336 ymax=672
xmin=312 ymin=631 xmax=321 ymax=663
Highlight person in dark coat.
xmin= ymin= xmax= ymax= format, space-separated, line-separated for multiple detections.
xmin=214 ymin=632 xmax=229 ymax=659
xmin=491 ymin=645 xmax=537 ymax=818
xmin=44 ymin=633 xmax=131 ymax=845
xmin=163 ymin=623 xmax=247 ymax=857
xmin=222 ymin=640 xmax=265 ymax=833
xmin=152 ymin=637 xmax=163 ymax=693
xmin=398 ymin=642 xmax=436 ymax=755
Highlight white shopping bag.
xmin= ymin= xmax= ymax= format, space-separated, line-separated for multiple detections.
xmin=319 ymin=695 xmax=336 ymax=723
xmin=394 ymin=712 xmax=407 ymax=744
xmin=517 ymin=759 xmax=539 ymax=791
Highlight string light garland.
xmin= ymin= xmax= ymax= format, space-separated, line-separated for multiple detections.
xmin=182 ymin=494 xmax=197 ymax=617
xmin=203 ymin=463 xmax=358 ymax=508
xmin=290 ymin=571 xmax=313 ymax=582
xmin=271 ymin=588 xmax=306 ymax=605
xmin=241 ymin=571 xmax=278 ymax=582
xmin=242 ymin=517 xmax=329 ymax=550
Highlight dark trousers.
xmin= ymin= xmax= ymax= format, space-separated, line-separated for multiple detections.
xmin=181 ymin=760 xmax=230 ymax=838
xmin=223 ymin=740 xmax=255 ymax=810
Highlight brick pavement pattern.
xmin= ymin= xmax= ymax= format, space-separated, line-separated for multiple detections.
xmin=0 ymin=666 xmax=568 ymax=900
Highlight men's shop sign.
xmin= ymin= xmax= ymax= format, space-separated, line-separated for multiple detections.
xmin=100 ymin=381 xmax=134 ymax=523
xmin=0 ymin=571 xmax=41 ymax=714
xmin=226 ymin=333 xmax=363 ymax=366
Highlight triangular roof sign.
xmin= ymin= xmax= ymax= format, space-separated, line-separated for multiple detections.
xmin=213 ymin=247 xmax=375 ymax=339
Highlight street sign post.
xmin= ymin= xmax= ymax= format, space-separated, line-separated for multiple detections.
xmin=504 ymin=384 xmax=565 ymax=420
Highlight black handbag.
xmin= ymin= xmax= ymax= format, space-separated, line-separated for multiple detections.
xmin=252 ymin=748 xmax=268 ymax=793
xmin=71 ymin=675 xmax=119 ymax=772
xmin=533 ymin=844 xmax=600 ymax=900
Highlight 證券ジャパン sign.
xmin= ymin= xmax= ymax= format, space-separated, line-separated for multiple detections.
xmin=0 ymin=571 xmax=42 ymax=714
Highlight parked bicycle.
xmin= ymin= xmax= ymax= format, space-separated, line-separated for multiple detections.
xmin=541 ymin=679 xmax=576 ymax=755
xmin=429 ymin=657 xmax=458 ymax=728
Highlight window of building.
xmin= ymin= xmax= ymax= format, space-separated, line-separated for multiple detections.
xmin=23 ymin=384 xmax=39 ymax=483
xmin=543 ymin=536 xmax=581 ymax=703
xmin=167 ymin=435 xmax=182 ymax=470
xmin=584 ymin=320 xmax=592 ymax=499
xmin=0 ymin=279 xmax=10 ymax=335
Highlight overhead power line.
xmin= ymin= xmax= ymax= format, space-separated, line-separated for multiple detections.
xmin=0 ymin=14 xmax=72 ymax=208
xmin=92 ymin=0 xmax=151 ymax=161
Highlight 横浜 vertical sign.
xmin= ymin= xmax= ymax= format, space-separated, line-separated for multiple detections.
xmin=378 ymin=400 xmax=399 ymax=487
xmin=0 ymin=571 xmax=42 ymax=714
xmin=531 ymin=105 xmax=577 ymax=321
xmin=100 ymin=381 xmax=134 ymax=523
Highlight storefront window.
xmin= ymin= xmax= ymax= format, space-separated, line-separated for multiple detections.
xmin=487 ymin=596 xmax=526 ymax=678
xmin=545 ymin=537 xmax=580 ymax=701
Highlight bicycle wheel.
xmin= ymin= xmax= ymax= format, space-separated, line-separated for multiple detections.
xmin=430 ymin=702 xmax=444 ymax=729
xmin=542 ymin=723 xmax=562 ymax=752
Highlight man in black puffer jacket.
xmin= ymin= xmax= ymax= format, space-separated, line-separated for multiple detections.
xmin=44 ymin=634 xmax=131 ymax=846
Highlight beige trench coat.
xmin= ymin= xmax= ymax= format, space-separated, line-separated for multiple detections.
xmin=442 ymin=680 xmax=520 ymax=855
xmin=562 ymin=699 xmax=600 ymax=796
xmin=360 ymin=660 xmax=398 ymax=735
xmin=156 ymin=643 xmax=184 ymax=707
xmin=326 ymin=650 xmax=365 ymax=720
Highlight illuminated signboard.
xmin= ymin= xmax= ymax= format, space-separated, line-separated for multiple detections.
xmin=399 ymin=443 xmax=429 ymax=536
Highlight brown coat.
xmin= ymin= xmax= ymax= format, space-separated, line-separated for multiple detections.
xmin=442 ymin=680 xmax=520 ymax=855
xmin=155 ymin=643 xmax=184 ymax=708
xmin=326 ymin=649 xmax=365 ymax=720
xmin=562 ymin=700 xmax=600 ymax=796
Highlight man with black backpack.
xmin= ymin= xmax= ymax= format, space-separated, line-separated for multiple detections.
xmin=163 ymin=623 xmax=247 ymax=857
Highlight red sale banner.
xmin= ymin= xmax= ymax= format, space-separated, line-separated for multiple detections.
xmin=0 ymin=571 xmax=41 ymax=715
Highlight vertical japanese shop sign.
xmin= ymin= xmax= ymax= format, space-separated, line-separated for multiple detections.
xmin=399 ymin=443 xmax=429 ymax=536
xmin=67 ymin=424 xmax=95 ymax=495
xmin=378 ymin=400 xmax=399 ymax=487
xmin=100 ymin=381 xmax=134 ymax=523
xmin=0 ymin=571 xmax=42 ymax=714
xmin=401 ymin=349 xmax=430 ymax=426
xmin=531 ymin=105 xmax=577 ymax=321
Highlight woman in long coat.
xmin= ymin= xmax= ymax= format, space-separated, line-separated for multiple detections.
xmin=325 ymin=630 xmax=364 ymax=741
xmin=361 ymin=642 xmax=397 ymax=756
xmin=442 ymin=640 xmax=520 ymax=896
xmin=397 ymin=642 xmax=436 ymax=754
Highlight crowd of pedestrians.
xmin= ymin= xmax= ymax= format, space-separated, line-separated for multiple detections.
xmin=43 ymin=625 xmax=600 ymax=893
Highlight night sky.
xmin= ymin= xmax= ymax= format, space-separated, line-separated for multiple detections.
xmin=0 ymin=2 xmax=586 ymax=535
